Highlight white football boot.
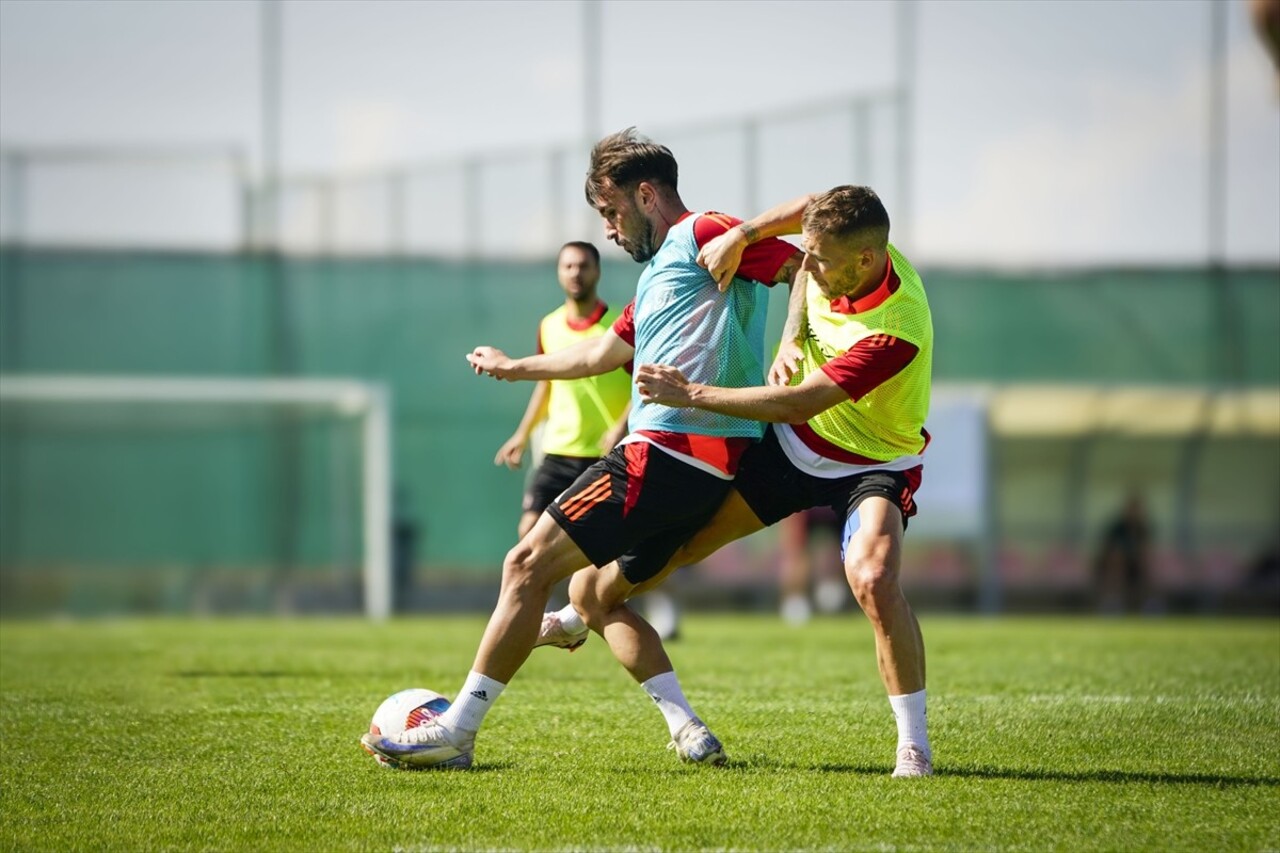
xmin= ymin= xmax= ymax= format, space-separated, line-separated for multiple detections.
xmin=360 ymin=722 xmax=474 ymax=770
xmin=667 ymin=718 xmax=728 ymax=766
xmin=534 ymin=611 xmax=589 ymax=652
xmin=891 ymin=744 xmax=933 ymax=777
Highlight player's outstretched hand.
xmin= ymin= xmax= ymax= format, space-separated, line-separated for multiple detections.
xmin=494 ymin=435 xmax=526 ymax=469
xmin=467 ymin=347 xmax=515 ymax=380
xmin=768 ymin=339 xmax=804 ymax=386
xmin=696 ymin=227 xmax=748 ymax=292
xmin=635 ymin=363 xmax=694 ymax=407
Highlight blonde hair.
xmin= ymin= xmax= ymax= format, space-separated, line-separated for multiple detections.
xmin=801 ymin=185 xmax=890 ymax=249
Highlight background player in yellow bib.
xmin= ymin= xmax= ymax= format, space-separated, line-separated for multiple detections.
xmin=544 ymin=185 xmax=937 ymax=777
xmin=495 ymin=241 xmax=686 ymax=644
xmin=494 ymin=241 xmax=631 ymax=543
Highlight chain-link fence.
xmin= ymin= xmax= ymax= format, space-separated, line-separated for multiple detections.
xmin=0 ymin=91 xmax=905 ymax=258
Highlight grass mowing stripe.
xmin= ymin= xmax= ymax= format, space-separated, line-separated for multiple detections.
xmin=1 ymin=615 xmax=1277 ymax=851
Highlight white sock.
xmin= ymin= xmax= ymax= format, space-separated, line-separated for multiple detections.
xmin=441 ymin=671 xmax=506 ymax=735
xmin=641 ymin=671 xmax=697 ymax=737
xmin=888 ymin=689 xmax=930 ymax=760
xmin=644 ymin=591 xmax=680 ymax=641
xmin=555 ymin=603 xmax=586 ymax=634
xmin=780 ymin=593 xmax=813 ymax=626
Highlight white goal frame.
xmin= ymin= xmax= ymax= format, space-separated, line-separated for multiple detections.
xmin=0 ymin=374 xmax=394 ymax=620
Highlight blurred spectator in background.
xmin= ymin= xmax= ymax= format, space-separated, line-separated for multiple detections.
xmin=1094 ymin=492 xmax=1153 ymax=614
xmin=392 ymin=484 xmax=420 ymax=612
xmin=1251 ymin=0 xmax=1280 ymax=91
xmin=778 ymin=507 xmax=850 ymax=624
xmin=493 ymin=241 xmax=631 ymax=541
xmin=1241 ymin=536 xmax=1280 ymax=609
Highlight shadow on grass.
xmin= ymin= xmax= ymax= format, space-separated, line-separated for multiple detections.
xmin=941 ymin=765 xmax=1280 ymax=787
xmin=760 ymin=761 xmax=1279 ymax=788
xmin=173 ymin=670 xmax=310 ymax=678
xmin=389 ymin=762 xmax=517 ymax=774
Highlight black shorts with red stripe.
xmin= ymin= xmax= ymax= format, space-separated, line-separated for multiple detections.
xmin=733 ymin=427 xmax=922 ymax=530
xmin=546 ymin=441 xmax=733 ymax=584
xmin=523 ymin=453 xmax=599 ymax=515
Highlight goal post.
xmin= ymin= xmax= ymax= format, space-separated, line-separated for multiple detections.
xmin=0 ymin=374 xmax=393 ymax=620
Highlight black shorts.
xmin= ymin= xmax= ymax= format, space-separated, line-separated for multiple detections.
xmin=523 ymin=454 xmax=599 ymax=515
xmin=547 ymin=442 xmax=733 ymax=584
xmin=733 ymin=427 xmax=922 ymax=533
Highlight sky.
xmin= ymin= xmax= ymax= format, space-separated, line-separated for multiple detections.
xmin=1 ymin=0 xmax=1278 ymax=266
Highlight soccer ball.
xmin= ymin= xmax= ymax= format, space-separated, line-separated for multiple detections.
xmin=365 ymin=688 xmax=452 ymax=767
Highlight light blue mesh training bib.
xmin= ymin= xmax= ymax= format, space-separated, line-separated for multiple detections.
xmin=629 ymin=214 xmax=768 ymax=439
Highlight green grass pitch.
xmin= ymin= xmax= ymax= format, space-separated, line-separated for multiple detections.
xmin=2 ymin=614 xmax=1277 ymax=851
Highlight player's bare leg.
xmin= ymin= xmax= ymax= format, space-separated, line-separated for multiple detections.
xmin=567 ymin=489 xmax=767 ymax=673
xmin=362 ymin=511 xmax=591 ymax=768
xmin=556 ymin=490 xmax=767 ymax=765
xmin=568 ymin=489 xmax=766 ymax=680
xmin=473 ymin=511 xmax=596 ymax=684
xmin=844 ymin=496 xmax=931 ymax=776
xmin=567 ymin=563 xmax=724 ymax=764
xmin=666 ymin=489 xmax=768 ymax=578
xmin=569 ymin=562 xmax=666 ymax=678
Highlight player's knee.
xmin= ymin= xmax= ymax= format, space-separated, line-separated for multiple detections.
xmin=568 ymin=568 xmax=629 ymax=631
xmin=567 ymin=571 xmax=602 ymax=624
xmin=501 ymin=542 xmax=549 ymax=597
xmin=844 ymin=536 xmax=899 ymax=608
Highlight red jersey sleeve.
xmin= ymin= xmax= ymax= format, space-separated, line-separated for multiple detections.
xmin=693 ymin=212 xmax=799 ymax=286
xmin=819 ymin=334 xmax=919 ymax=401
xmin=611 ymin=300 xmax=636 ymax=347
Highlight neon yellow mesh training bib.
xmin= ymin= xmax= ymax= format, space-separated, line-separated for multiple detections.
xmin=539 ymin=305 xmax=631 ymax=457
xmin=792 ymin=244 xmax=932 ymax=461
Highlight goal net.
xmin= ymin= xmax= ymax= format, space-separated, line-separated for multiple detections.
xmin=0 ymin=375 xmax=392 ymax=619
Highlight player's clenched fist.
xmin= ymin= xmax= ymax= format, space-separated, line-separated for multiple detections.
xmin=634 ymin=363 xmax=695 ymax=407
xmin=695 ymin=227 xmax=749 ymax=293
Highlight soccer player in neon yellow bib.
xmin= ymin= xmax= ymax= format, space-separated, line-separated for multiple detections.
xmin=493 ymin=241 xmax=631 ymax=544
xmin=546 ymin=186 xmax=937 ymax=777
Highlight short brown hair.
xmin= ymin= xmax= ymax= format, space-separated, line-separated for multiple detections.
xmin=558 ymin=241 xmax=600 ymax=265
xmin=585 ymin=128 xmax=679 ymax=206
xmin=801 ymin=185 xmax=890 ymax=249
